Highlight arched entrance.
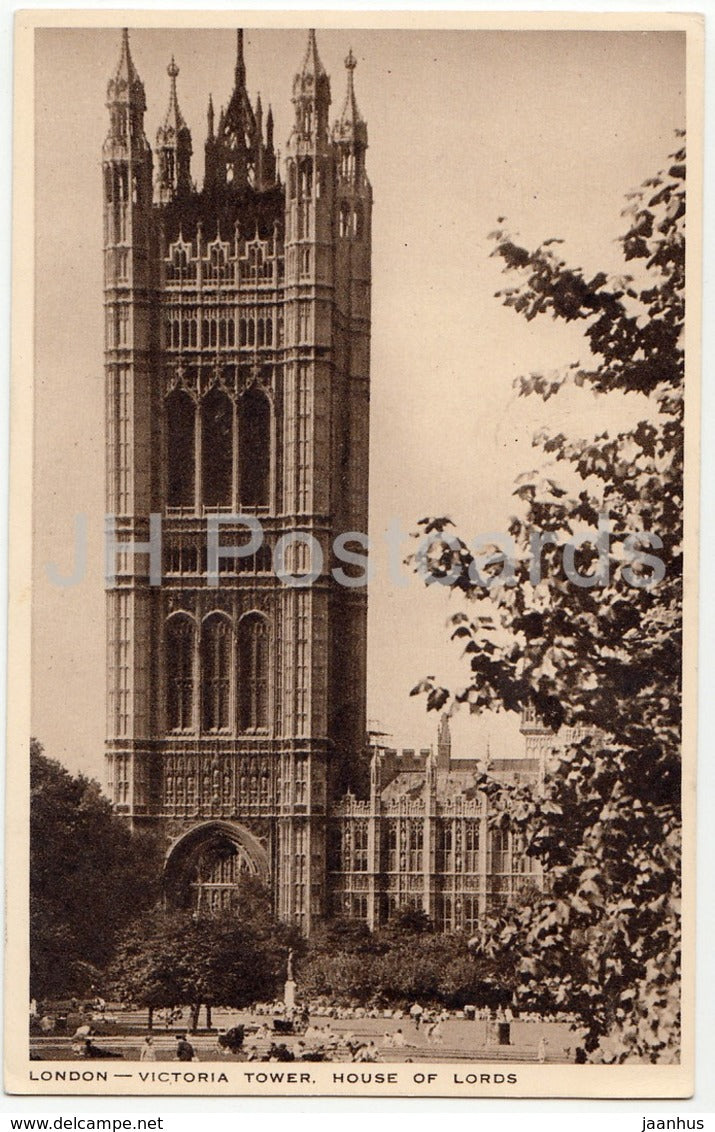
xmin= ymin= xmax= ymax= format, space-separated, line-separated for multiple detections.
xmin=164 ymin=821 xmax=270 ymax=913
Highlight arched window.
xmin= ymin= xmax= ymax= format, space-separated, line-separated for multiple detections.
xmin=188 ymin=835 xmax=253 ymax=913
xmin=201 ymin=615 xmax=231 ymax=732
xmin=238 ymin=388 xmax=270 ymax=507
xmin=340 ymin=200 xmax=353 ymax=238
xmin=300 ymin=158 xmax=313 ymax=197
xmin=166 ymin=390 xmax=195 ymax=507
xmin=201 ymin=388 xmax=233 ymax=508
xmin=239 ymin=614 xmax=269 ymax=732
xmin=166 ymin=615 xmax=195 ymax=731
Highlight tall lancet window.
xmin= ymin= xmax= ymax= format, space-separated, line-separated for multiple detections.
xmin=167 ymin=390 xmax=195 ymax=507
xmin=238 ymin=388 xmax=270 ymax=507
xmin=201 ymin=615 xmax=231 ymax=733
xmin=202 ymin=388 xmax=233 ymax=508
xmin=239 ymin=614 xmax=269 ymax=732
xmin=166 ymin=615 xmax=195 ymax=732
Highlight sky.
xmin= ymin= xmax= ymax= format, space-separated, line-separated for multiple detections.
xmin=31 ymin=24 xmax=685 ymax=778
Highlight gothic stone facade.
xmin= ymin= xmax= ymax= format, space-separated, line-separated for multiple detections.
xmin=103 ymin=29 xmax=561 ymax=934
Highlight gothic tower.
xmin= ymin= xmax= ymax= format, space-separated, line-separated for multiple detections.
xmin=104 ymin=29 xmax=372 ymax=933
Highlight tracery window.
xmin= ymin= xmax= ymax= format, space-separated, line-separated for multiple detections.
xmin=436 ymin=822 xmax=453 ymax=872
xmin=201 ymin=614 xmax=231 ymax=732
xmin=408 ymin=822 xmax=423 ymax=872
xmin=386 ymin=823 xmax=398 ymax=871
xmin=166 ymin=390 xmax=195 ymax=507
xmin=354 ymin=821 xmax=368 ymax=872
xmin=340 ymin=200 xmax=351 ymax=238
xmin=463 ymin=894 xmax=480 ymax=935
xmin=189 ymin=836 xmax=252 ymax=913
xmin=201 ymin=387 xmax=233 ymax=508
xmin=238 ymin=614 xmax=269 ymax=732
xmin=238 ymin=387 xmax=270 ymax=507
xmin=464 ymin=821 xmax=480 ymax=872
xmin=490 ymin=827 xmax=509 ymax=873
xmin=166 ymin=615 xmax=195 ymax=731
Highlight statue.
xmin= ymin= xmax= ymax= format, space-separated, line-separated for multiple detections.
xmin=284 ymin=948 xmax=296 ymax=1011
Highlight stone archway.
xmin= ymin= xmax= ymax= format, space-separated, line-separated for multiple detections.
xmin=163 ymin=820 xmax=270 ymax=913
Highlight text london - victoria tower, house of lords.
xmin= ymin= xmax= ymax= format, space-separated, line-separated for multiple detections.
xmin=104 ymin=28 xmax=556 ymax=935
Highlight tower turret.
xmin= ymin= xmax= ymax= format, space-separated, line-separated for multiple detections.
xmin=204 ymin=27 xmax=261 ymax=191
xmin=104 ymin=28 xmax=149 ymax=155
xmin=207 ymin=93 xmax=215 ymax=139
xmin=103 ymin=29 xmax=156 ymax=824
xmin=333 ymin=48 xmax=368 ymax=183
xmin=156 ymin=57 xmax=192 ymax=203
xmin=255 ymin=92 xmax=265 ymax=190
xmin=264 ymin=104 xmax=277 ymax=186
xmin=437 ymin=713 xmax=452 ymax=770
xmin=292 ymin=29 xmax=331 ymax=144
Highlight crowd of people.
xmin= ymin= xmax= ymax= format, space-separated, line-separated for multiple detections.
xmin=31 ymin=993 xmax=585 ymax=1064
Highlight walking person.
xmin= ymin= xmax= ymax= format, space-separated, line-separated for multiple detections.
xmin=140 ymin=1035 xmax=156 ymax=1062
xmin=175 ymin=1032 xmax=196 ymax=1062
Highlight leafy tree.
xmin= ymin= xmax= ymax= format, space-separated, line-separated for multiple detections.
xmin=412 ymin=138 xmax=686 ymax=1062
xmin=301 ymin=912 xmax=508 ymax=1009
xmin=110 ymin=879 xmax=301 ymax=1029
xmin=30 ymin=739 xmax=162 ymax=1000
xmin=382 ymin=905 xmax=434 ymax=937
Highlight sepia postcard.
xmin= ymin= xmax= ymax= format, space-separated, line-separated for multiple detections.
xmin=6 ymin=8 xmax=703 ymax=1098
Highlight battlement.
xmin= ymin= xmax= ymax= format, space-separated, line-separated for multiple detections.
xmin=378 ymin=746 xmax=432 ymax=786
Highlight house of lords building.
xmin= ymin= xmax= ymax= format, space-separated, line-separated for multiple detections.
xmin=104 ymin=28 xmax=563 ymax=935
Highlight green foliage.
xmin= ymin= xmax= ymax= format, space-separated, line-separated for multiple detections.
xmin=110 ymin=878 xmax=302 ymax=1025
xmin=411 ymin=139 xmax=686 ymax=1062
xmin=299 ymin=912 xmax=507 ymax=1009
xmin=30 ymin=739 xmax=162 ymax=1001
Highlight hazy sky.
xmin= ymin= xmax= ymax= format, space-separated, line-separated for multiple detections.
xmin=32 ymin=25 xmax=685 ymax=778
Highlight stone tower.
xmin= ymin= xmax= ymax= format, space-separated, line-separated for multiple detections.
xmin=104 ymin=28 xmax=372 ymax=933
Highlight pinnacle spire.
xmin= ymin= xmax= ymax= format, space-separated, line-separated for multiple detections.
xmin=266 ymin=104 xmax=274 ymax=150
xmin=300 ymin=28 xmax=327 ymax=79
xmin=333 ymin=46 xmax=367 ymax=156
xmin=235 ymin=28 xmax=246 ymax=88
xmin=292 ymin=29 xmax=331 ymax=142
xmin=339 ymin=47 xmax=364 ymax=128
xmin=156 ymin=55 xmax=192 ymax=201
xmin=115 ymin=28 xmax=138 ymax=85
xmin=107 ymin=26 xmax=146 ymax=112
xmin=161 ymin=56 xmax=187 ymax=133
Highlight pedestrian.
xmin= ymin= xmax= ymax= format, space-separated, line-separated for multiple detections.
xmin=175 ymin=1032 xmax=195 ymax=1062
xmin=537 ymin=1035 xmax=546 ymax=1063
xmin=140 ymin=1035 xmax=156 ymax=1062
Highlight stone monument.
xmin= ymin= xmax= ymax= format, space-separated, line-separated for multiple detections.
xmin=284 ymin=949 xmax=296 ymax=1012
